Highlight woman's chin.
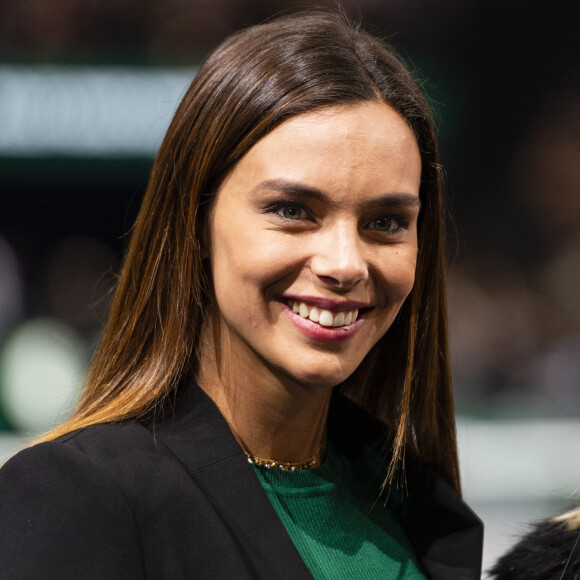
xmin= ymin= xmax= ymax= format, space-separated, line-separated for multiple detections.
xmin=280 ymin=364 xmax=357 ymax=392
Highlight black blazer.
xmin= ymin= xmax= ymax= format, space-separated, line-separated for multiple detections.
xmin=0 ymin=383 xmax=483 ymax=579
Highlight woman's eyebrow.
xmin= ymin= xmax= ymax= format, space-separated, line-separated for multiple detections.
xmin=250 ymin=178 xmax=326 ymax=201
xmin=251 ymin=178 xmax=421 ymax=209
xmin=370 ymin=193 xmax=421 ymax=210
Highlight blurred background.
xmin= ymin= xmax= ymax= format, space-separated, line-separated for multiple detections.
xmin=0 ymin=0 xmax=579 ymax=574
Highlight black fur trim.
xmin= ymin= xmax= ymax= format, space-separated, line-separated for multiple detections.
xmin=489 ymin=515 xmax=580 ymax=579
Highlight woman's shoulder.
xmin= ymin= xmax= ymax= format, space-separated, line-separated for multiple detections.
xmin=0 ymin=424 xmax=153 ymax=577
xmin=0 ymin=420 xmax=175 ymax=503
xmin=4 ymin=420 xmax=153 ymax=467
xmin=1 ymin=381 xmax=214 ymax=477
xmin=54 ymin=419 xmax=160 ymax=458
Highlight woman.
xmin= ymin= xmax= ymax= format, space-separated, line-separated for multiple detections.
xmin=0 ymin=11 xmax=482 ymax=579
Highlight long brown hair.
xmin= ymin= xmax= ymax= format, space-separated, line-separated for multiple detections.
xmin=40 ymin=11 xmax=460 ymax=493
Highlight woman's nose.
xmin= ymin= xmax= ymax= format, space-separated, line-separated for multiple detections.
xmin=310 ymin=223 xmax=368 ymax=290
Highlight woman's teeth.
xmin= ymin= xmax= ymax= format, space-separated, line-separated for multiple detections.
xmin=289 ymin=301 xmax=359 ymax=327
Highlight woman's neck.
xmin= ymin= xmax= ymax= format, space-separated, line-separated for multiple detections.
xmin=196 ymin=320 xmax=332 ymax=464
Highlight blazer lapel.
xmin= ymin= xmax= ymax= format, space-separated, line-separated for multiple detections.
xmin=152 ymin=382 xmax=313 ymax=580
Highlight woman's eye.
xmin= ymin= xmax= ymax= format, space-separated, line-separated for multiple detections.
xmin=276 ymin=205 xmax=306 ymax=220
xmin=367 ymin=214 xmax=408 ymax=234
xmin=263 ymin=202 xmax=311 ymax=223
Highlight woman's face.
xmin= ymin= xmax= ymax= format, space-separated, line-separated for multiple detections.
xmin=206 ymin=102 xmax=422 ymax=390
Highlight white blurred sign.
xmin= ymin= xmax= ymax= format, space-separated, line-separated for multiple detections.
xmin=0 ymin=65 xmax=195 ymax=157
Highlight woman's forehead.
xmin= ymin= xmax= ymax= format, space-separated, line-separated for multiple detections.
xmin=216 ymin=102 xmax=422 ymax=204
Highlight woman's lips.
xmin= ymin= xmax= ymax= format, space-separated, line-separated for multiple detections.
xmin=282 ymin=298 xmax=370 ymax=341
xmin=287 ymin=299 xmax=359 ymax=327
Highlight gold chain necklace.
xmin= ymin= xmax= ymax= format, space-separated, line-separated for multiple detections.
xmin=244 ymin=451 xmax=321 ymax=471
xmin=240 ymin=428 xmax=327 ymax=472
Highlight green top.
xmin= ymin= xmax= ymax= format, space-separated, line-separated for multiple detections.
xmin=252 ymin=443 xmax=426 ymax=580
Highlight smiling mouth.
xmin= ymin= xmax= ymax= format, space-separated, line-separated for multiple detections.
xmin=286 ymin=299 xmax=365 ymax=328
